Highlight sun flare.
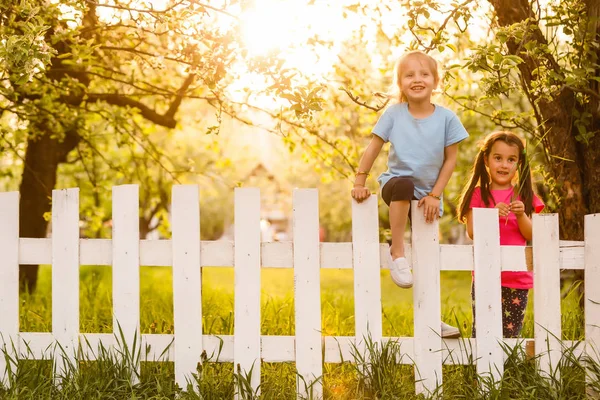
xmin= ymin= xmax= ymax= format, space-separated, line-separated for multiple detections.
xmin=241 ymin=3 xmax=298 ymax=56
xmin=239 ymin=0 xmax=353 ymax=76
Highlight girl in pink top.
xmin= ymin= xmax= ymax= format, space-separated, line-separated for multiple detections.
xmin=457 ymin=131 xmax=544 ymax=338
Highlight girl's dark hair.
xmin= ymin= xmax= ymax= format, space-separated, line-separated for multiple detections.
xmin=457 ymin=131 xmax=534 ymax=223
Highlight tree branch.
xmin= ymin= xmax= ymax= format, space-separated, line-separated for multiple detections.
xmin=408 ymin=0 xmax=475 ymax=52
xmin=86 ymin=93 xmax=177 ymax=128
xmin=99 ymin=46 xmax=194 ymax=66
xmin=165 ymin=72 xmax=196 ymax=121
xmin=341 ymin=88 xmax=389 ymax=112
xmin=83 ymin=0 xmax=186 ymax=15
xmin=220 ymin=98 xmax=358 ymax=176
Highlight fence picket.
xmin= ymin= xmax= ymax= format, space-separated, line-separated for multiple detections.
xmin=532 ymin=214 xmax=561 ymax=378
xmin=293 ymin=189 xmax=323 ymax=399
xmin=472 ymin=208 xmax=503 ymax=381
xmin=112 ymin=185 xmax=141 ymax=381
xmin=585 ymin=214 xmax=600 ymax=376
xmin=0 ymin=192 xmax=19 ymax=387
xmin=51 ymin=188 xmax=80 ymax=380
xmin=351 ymin=195 xmax=382 ymax=355
xmin=234 ymin=188 xmax=261 ymax=398
xmin=172 ymin=185 xmax=203 ymax=390
xmin=411 ymin=200 xmax=443 ymax=393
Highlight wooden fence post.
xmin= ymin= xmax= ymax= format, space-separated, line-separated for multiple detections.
xmin=172 ymin=185 xmax=203 ymax=391
xmin=532 ymin=214 xmax=561 ymax=378
xmin=234 ymin=188 xmax=261 ymax=398
xmin=585 ymin=213 xmax=600 ymax=391
xmin=51 ymin=188 xmax=80 ymax=382
xmin=293 ymin=189 xmax=323 ymax=399
xmin=0 ymin=192 xmax=19 ymax=387
xmin=112 ymin=185 xmax=141 ymax=382
xmin=472 ymin=208 xmax=503 ymax=382
xmin=351 ymin=194 xmax=382 ymax=358
xmin=411 ymin=200 xmax=443 ymax=394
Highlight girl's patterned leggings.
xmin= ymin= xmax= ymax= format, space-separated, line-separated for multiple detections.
xmin=471 ymin=282 xmax=529 ymax=338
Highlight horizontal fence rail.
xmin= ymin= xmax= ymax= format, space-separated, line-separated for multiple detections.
xmin=0 ymin=184 xmax=598 ymax=398
xmin=14 ymin=238 xmax=586 ymax=270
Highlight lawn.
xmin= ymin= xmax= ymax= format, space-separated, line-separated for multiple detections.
xmin=20 ymin=266 xmax=474 ymax=336
xmin=2 ymin=265 xmax=589 ymax=399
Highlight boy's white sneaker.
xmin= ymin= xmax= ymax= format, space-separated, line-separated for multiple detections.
xmin=388 ymin=253 xmax=413 ymax=288
xmin=441 ymin=321 xmax=461 ymax=338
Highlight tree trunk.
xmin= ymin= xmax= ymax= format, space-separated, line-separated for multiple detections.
xmin=12 ymin=0 xmax=190 ymax=291
xmin=18 ymin=126 xmax=79 ymax=292
xmin=583 ymin=0 xmax=600 ymax=217
xmin=488 ymin=0 xmax=596 ymax=240
xmin=489 ymin=0 xmax=600 ymax=309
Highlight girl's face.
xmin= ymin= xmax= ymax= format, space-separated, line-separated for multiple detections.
xmin=485 ymin=140 xmax=520 ymax=190
xmin=399 ymin=56 xmax=437 ymax=104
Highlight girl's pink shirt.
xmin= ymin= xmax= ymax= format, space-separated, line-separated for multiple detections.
xmin=470 ymin=186 xmax=545 ymax=289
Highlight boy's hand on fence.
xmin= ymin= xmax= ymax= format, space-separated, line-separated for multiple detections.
xmin=510 ymin=200 xmax=525 ymax=217
xmin=417 ymin=196 xmax=439 ymax=223
xmin=495 ymin=202 xmax=510 ymax=217
xmin=351 ymin=185 xmax=371 ymax=203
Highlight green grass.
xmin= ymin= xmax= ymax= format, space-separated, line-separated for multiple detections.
xmin=19 ymin=266 xmax=474 ymax=336
xmin=1 ymin=265 xmax=591 ymax=399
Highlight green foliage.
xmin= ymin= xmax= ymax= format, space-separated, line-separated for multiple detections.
xmin=0 ymin=0 xmax=54 ymax=84
xmin=1 ymin=0 xmax=598 ymax=281
xmin=0 ymin=0 xmax=335 ymax=248
xmin=382 ymin=0 xmax=600 ymax=224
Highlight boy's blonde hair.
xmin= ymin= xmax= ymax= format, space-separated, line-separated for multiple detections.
xmin=391 ymin=51 xmax=440 ymax=103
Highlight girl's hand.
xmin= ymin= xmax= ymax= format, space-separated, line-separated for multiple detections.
xmin=417 ymin=195 xmax=439 ymax=223
xmin=495 ymin=202 xmax=510 ymax=217
xmin=510 ymin=200 xmax=526 ymax=217
xmin=351 ymin=185 xmax=370 ymax=203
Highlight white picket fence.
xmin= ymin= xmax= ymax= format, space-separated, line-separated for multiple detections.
xmin=1 ymin=184 xmax=599 ymax=398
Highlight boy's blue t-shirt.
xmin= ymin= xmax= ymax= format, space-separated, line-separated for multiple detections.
xmin=372 ymin=102 xmax=469 ymax=216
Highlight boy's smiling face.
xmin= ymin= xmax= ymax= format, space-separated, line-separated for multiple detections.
xmin=399 ymin=55 xmax=438 ymax=103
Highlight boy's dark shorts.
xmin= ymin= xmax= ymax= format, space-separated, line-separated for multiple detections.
xmin=382 ymin=177 xmax=417 ymax=206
